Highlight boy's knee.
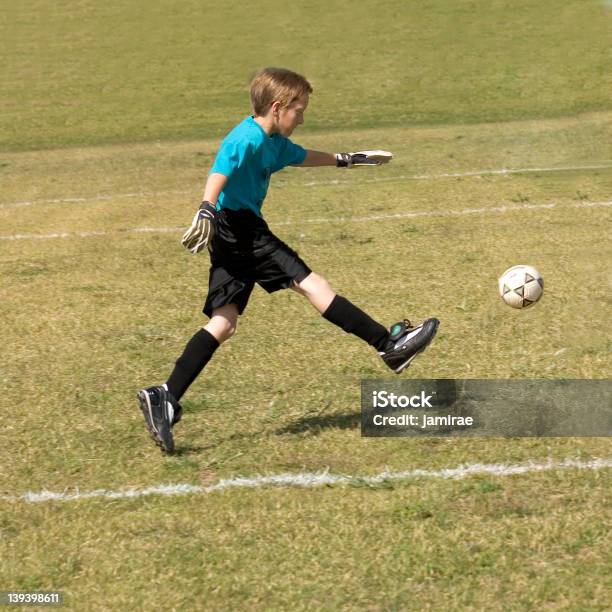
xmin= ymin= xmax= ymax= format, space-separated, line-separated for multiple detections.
xmin=296 ymin=272 xmax=336 ymax=313
xmin=221 ymin=319 xmax=237 ymax=339
xmin=206 ymin=305 xmax=239 ymax=343
xmin=206 ymin=319 xmax=236 ymax=343
xmin=298 ymin=272 xmax=333 ymax=296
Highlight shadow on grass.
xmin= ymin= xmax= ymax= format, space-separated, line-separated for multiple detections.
xmin=275 ymin=411 xmax=361 ymax=436
xmin=174 ymin=408 xmax=362 ymax=455
xmin=176 ymin=429 xmax=269 ymax=454
xmin=172 ymin=444 xmax=210 ymax=456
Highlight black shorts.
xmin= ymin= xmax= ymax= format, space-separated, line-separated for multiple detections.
xmin=203 ymin=208 xmax=311 ymax=318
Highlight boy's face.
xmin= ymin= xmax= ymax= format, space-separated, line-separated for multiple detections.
xmin=275 ymin=94 xmax=308 ymax=137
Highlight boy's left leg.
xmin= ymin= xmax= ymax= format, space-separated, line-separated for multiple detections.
xmin=293 ymin=272 xmax=389 ymax=350
xmin=294 ymin=272 xmax=439 ymax=373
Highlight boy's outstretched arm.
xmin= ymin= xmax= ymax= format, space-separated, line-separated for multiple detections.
xmin=300 ymin=150 xmax=337 ymax=167
xmin=299 ymin=149 xmax=393 ymax=168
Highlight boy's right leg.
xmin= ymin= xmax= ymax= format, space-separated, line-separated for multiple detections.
xmin=166 ymin=303 xmax=238 ymax=401
xmin=138 ymin=303 xmax=238 ymax=453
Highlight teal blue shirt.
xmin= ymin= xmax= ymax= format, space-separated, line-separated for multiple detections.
xmin=210 ymin=116 xmax=307 ymax=217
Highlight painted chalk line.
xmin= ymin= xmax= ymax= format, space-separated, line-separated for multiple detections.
xmin=0 ymin=199 xmax=610 ymax=242
xmin=278 ymin=199 xmax=612 ymax=226
xmin=0 ymin=189 xmax=190 ymax=211
xmin=2 ymin=161 xmax=611 ymax=210
xmin=300 ymin=162 xmax=612 ymax=187
xmin=0 ymin=226 xmax=181 ymax=241
xmin=2 ymin=458 xmax=610 ymax=504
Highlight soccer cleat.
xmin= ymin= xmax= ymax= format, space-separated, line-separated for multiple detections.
xmin=137 ymin=386 xmax=183 ymax=453
xmin=379 ymin=318 xmax=440 ymax=373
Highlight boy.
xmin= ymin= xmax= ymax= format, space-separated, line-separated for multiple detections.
xmin=138 ymin=67 xmax=439 ymax=453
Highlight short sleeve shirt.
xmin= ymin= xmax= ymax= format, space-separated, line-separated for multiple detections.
xmin=210 ymin=116 xmax=307 ymax=217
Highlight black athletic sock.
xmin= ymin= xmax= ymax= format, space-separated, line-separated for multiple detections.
xmin=322 ymin=295 xmax=389 ymax=350
xmin=166 ymin=328 xmax=220 ymax=401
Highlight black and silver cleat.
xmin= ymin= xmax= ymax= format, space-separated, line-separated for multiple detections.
xmin=137 ymin=385 xmax=182 ymax=453
xmin=379 ymin=318 xmax=440 ymax=373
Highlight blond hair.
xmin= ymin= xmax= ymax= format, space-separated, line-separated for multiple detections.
xmin=250 ymin=68 xmax=313 ymax=116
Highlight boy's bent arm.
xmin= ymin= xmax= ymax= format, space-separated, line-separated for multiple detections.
xmin=299 ymin=150 xmax=337 ymax=167
xmin=182 ymin=172 xmax=227 ymax=254
xmin=203 ymin=172 xmax=229 ymax=204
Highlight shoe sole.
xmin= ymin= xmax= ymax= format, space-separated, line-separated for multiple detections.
xmin=137 ymin=390 xmax=175 ymax=454
xmin=395 ymin=319 xmax=440 ymax=374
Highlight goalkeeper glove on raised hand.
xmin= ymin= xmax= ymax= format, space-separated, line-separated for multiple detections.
xmin=181 ymin=201 xmax=217 ymax=254
xmin=335 ymin=150 xmax=393 ymax=168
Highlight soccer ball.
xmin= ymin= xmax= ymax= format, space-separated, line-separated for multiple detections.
xmin=498 ymin=264 xmax=544 ymax=309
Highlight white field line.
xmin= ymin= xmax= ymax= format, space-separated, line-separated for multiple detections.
xmin=278 ymin=199 xmax=612 ymax=226
xmin=300 ymin=162 xmax=612 ymax=187
xmin=1 ymin=457 xmax=610 ymax=504
xmin=0 ymin=226 xmax=182 ymax=241
xmin=0 ymin=189 xmax=190 ymax=210
xmin=1 ymin=200 xmax=610 ymax=242
xmin=2 ymin=162 xmax=612 ymax=210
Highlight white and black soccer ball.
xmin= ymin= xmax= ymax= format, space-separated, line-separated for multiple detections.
xmin=498 ymin=264 xmax=544 ymax=309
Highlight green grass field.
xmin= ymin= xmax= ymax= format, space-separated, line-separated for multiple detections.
xmin=1 ymin=1 xmax=611 ymax=610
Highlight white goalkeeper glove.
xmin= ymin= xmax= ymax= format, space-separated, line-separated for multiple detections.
xmin=181 ymin=201 xmax=217 ymax=254
xmin=335 ymin=150 xmax=393 ymax=168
